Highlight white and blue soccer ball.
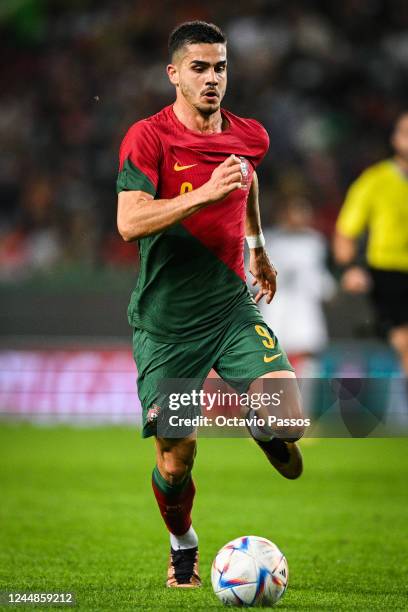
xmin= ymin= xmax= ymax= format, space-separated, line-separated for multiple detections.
xmin=211 ymin=535 xmax=288 ymax=607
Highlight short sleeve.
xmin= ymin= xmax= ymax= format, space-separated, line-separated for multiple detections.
xmin=336 ymin=169 xmax=374 ymax=238
xmin=116 ymin=120 xmax=161 ymax=196
xmin=247 ymin=120 xmax=270 ymax=169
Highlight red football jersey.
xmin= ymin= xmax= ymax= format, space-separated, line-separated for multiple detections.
xmin=117 ymin=104 xmax=269 ymax=341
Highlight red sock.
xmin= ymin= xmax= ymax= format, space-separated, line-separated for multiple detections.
xmin=152 ymin=466 xmax=196 ymax=536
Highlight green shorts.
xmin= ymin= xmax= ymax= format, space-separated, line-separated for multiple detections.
xmin=132 ymin=317 xmax=293 ymax=438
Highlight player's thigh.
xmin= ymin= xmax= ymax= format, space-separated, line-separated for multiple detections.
xmin=132 ymin=328 xmax=210 ymax=438
xmin=214 ymin=322 xmax=294 ymax=391
xmin=215 ymin=323 xmax=304 ymax=439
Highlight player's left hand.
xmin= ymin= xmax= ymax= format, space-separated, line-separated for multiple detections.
xmin=249 ymin=248 xmax=277 ymax=304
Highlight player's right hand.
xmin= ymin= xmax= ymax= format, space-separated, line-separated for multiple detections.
xmin=200 ymin=155 xmax=243 ymax=204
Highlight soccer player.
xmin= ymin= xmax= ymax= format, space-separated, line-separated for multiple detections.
xmin=334 ymin=112 xmax=408 ymax=377
xmin=117 ymin=21 xmax=304 ymax=588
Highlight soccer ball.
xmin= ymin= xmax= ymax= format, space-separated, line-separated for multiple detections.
xmin=211 ymin=535 xmax=288 ymax=607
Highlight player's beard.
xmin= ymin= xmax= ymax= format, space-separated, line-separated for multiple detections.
xmin=179 ymin=81 xmax=221 ymax=116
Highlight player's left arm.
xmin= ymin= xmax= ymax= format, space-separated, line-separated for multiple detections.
xmin=246 ymin=171 xmax=277 ymax=304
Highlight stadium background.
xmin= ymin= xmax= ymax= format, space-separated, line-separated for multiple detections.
xmin=1 ymin=3 xmax=408 ymax=609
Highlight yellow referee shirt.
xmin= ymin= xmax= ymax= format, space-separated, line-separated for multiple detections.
xmin=336 ymin=160 xmax=408 ymax=272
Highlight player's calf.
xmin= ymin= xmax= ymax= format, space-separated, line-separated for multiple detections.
xmin=246 ymin=371 xmax=304 ymax=479
xmin=152 ymin=435 xmax=201 ymax=587
xmin=252 ymin=436 xmax=303 ymax=480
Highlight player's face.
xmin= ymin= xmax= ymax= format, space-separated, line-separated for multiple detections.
xmin=168 ymin=43 xmax=227 ymax=115
xmin=392 ymin=114 xmax=408 ymax=161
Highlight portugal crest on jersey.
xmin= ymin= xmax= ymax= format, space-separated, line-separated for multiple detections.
xmin=147 ymin=404 xmax=161 ymax=423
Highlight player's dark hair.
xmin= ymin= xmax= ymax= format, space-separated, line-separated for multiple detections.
xmin=168 ymin=21 xmax=226 ymax=60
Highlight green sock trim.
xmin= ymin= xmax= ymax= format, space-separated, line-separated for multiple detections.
xmin=152 ymin=465 xmax=191 ymax=496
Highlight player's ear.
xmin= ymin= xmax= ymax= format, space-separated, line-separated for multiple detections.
xmin=167 ymin=64 xmax=179 ymax=87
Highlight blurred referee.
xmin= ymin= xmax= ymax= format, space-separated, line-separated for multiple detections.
xmin=333 ymin=112 xmax=408 ymax=378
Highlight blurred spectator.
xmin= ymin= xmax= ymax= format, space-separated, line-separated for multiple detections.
xmin=259 ymin=197 xmax=336 ymax=358
xmin=0 ymin=173 xmax=61 ymax=280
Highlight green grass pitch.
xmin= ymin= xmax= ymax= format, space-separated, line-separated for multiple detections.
xmin=0 ymin=425 xmax=407 ymax=610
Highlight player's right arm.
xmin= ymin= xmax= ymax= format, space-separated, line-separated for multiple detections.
xmin=117 ymin=155 xmax=242 ymax=241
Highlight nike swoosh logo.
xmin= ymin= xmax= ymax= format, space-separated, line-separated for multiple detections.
xmin=264 ymin=353 xmax=282 ymax=363
xmin=174 ymin=162 xmax=198 ymax=171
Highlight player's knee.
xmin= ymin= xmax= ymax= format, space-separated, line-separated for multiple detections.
xmin=162 ymin=458 xmax=193 ymax=484
xmin=162 ymin=440 xmax=196 ymax=485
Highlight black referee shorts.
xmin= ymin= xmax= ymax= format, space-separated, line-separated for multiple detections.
xmin=369 ymin=267 xmax=408 ymax=335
